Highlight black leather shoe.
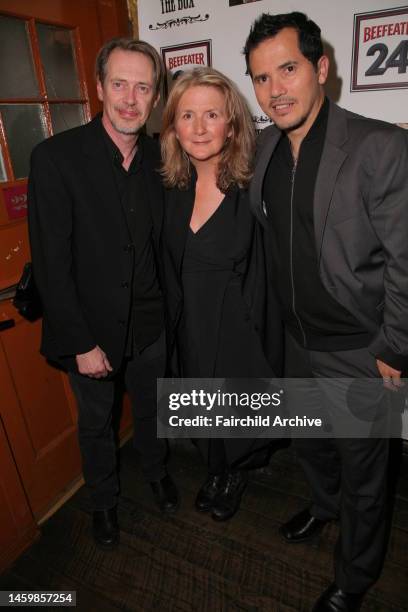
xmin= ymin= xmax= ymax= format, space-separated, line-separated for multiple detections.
xmin=92 ymin=508 xmax=119 ymax=550
xmin=211 ymin=471 xmax=248 ymax=522
xmin=195 ymin=473 xmax=224 ymax=512
xmin=150 ymin=474 xmax=179 ymax=514
xmin=312 ymin=582 xmax=365 ymax=611
xmin=279 ymin=509 xmax=329 ymax=543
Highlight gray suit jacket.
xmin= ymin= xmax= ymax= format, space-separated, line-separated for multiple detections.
xmin=250 ymin=100 xmax=408 ymax=370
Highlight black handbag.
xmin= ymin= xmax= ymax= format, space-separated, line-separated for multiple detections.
xmin=13 ymin=262 xmax=42 ymax=321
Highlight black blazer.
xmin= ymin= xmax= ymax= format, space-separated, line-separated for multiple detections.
xmin=162 ymin=177 xmax=283 ymax=376
xmin=28 ymin=115 xmax=164 ymax=372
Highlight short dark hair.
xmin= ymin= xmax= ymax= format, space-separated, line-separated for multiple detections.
xmin=244 ymin=12 xmax=323 ymax=75
xmin=95 ymin=38 xmax=163 ymax=95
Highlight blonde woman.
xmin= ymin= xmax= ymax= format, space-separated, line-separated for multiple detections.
xmin=161 ymin=67 xmax=282 ymax=521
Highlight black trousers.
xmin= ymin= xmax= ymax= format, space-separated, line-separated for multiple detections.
xmin=284 ymin=331 xmax=391 ymax=593
xmin=69 ymin=332 xmax=167 ymax=511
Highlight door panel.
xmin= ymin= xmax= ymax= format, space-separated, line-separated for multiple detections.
xmin=0 ymin=0 xmax=127 ymax=118
xmin=0 ymin=413 xmax=39 ymax=574
xmin=0 ymin=302 xmax=132 ymax=519
xmin=0 ymin=299 xmax=81 ymax=518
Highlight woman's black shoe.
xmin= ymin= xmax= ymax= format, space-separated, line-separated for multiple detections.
xmin=92 ymin=508 xmax=119 ymax=550
xmin=150 ymin=474 xmax=179 ymax=514
xmin=211 ymin=471 xmax=248 ymax=521
xmin=195 ymin=473 xmax=224 ymax=512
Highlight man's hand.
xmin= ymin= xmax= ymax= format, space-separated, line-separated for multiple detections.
xmin=76 ymin=345 xmax=113 ymax=378
xmin=376 ymin=359 xmax=403 ymax=391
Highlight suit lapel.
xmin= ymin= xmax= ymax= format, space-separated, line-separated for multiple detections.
xmin=142 ymin=142 xmax=163 ymax=249
xmin=314 ymin=102 xmax=348 ymax=261
xmin=250 ymin=127 xmax=281 ymax=223
xmin=166 ymin=177 xmax=195 ymax=275
xmin=251 ymin=103 xmax=350 ymax=265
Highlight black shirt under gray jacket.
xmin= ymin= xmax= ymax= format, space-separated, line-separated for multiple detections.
xmin=263 ymin=98 xmax=370 ymax=351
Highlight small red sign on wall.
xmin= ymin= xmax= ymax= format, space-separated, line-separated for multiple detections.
xmin=3 ymin=184 xmax=27 ymax=220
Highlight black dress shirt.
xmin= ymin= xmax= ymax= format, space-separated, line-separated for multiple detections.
xmin=102 ymin=128 xmax=164 ymax=353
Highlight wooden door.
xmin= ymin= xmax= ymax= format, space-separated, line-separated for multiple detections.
xmin=0 ymin=400 xmax=39 ymax=574
xmin=0 ymin=300 xmax=82 ymax=518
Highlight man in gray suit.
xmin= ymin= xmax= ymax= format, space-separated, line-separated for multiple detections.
xmin=244 ymin=11 xmax=408 ymax=612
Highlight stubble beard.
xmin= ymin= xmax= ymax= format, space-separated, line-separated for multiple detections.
xmin=272 ymin=111 xmax=308 ymax=134
xmin=111 ymin=118 xmax=142 ymax=135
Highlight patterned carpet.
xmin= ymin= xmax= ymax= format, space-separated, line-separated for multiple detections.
xmin=1 ymin=440 xmax=407 ymax=611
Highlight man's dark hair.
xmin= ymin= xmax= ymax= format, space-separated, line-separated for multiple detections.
xmin=244 ymin=12 xmax=323 ymax=75
xmin=95 ymin=38 xmax=163 ymax=95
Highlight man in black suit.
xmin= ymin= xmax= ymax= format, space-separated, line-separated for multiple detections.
xmin=244 ymin=12 xmax=408 ymax=612
xmin=28 ymin=38 xmax=178 ymax=549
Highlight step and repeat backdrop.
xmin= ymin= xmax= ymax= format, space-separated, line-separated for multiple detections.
xmin=137 ymin=0 xmax=407 ymax=134
xmin=137 ymin=0 xmax=408 ymax=438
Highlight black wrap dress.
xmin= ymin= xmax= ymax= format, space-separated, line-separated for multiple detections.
xmin=177 ymin=187 xmax=272 ymax=380
xmin=163 ymin=178 xmax=283 ymax=469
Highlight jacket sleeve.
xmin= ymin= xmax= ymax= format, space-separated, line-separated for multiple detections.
xmin=242 ymin=208 xmax=284 ymax=377
xmin=367 ymin=128 xmax=408 ymax=371
xmin=28 ymin=143 xmax=96 ymax=357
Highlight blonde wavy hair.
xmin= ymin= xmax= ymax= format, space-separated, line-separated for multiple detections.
xmin=160 ymin=67 xmax=255 ymax=191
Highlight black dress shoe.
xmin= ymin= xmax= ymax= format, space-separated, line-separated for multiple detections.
xmin=312 ymin=582 xmax=365 ymax=612
xmin=150 ymin=474 xmax=179 ymax=514
xmin=195 ymin=473 xmax=224 ymax=512
xmin=279 ymin=509 xmax=329 ymax=543
xmin=211 ymin=471 xmax=248 ymax=522
xmin=92 ymin=508 xmax=119 ymax=550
